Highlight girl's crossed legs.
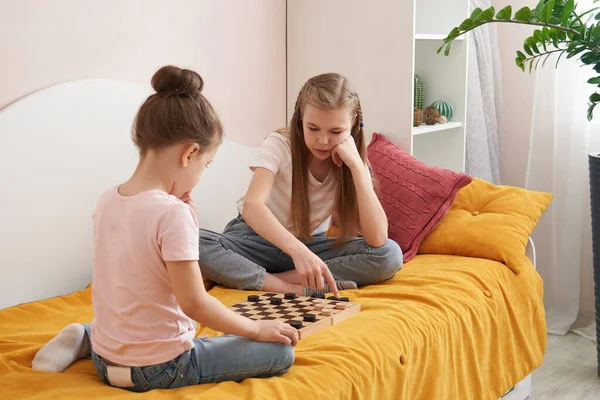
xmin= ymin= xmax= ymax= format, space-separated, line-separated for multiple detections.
xmin=198 ymin=216 xmax=403 ymax=294
xmin=32 ymin=323 xmax=293 ymax=391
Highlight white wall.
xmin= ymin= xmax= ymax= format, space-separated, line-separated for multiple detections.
xmin=0 ymin=0 xmax=286 ymax=146
xmin=492 ymin=0 xmax=538 ymax=187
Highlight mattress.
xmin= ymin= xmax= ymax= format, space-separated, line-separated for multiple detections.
xmin=0 ymin=254 xmax=545 ymax=399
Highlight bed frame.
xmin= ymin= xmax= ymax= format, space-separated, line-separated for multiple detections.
xmin=0 ymin=79 xmax=534 ymax=400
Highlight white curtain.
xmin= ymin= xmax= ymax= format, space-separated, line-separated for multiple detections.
xmin=466 ymin=0 xmax=503 ymax=184
xmin=525 ymin=0 xmax=599 ymax=340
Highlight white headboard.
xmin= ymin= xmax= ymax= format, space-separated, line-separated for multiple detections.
xmin=0 ymin=79 xmax=258 ymax=310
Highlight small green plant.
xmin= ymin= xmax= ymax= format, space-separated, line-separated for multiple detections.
xmin=440 ymin=0 xmax=600 ymax=120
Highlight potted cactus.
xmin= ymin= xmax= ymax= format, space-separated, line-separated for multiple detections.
xmin=440 ymin=0 xmax=600 ymax=375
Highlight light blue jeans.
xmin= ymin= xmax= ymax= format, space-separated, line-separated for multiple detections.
xmin=82 ymin=324 xmax=294 ymax=392
xmin=198 ymin=215 xmax=403 ymax=290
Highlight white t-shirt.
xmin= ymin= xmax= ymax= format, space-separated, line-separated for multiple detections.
xmin=237 ymin=132 xmax=337 ymax=236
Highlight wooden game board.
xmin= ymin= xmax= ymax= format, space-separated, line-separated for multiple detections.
xmin=228 ymin=292 xmax=361 ymax=339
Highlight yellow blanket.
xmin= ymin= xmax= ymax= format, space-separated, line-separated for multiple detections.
xmin=0 ymin=255 xmax=545 ymax=400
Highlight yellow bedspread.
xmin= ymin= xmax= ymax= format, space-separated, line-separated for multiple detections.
xmin=0 ymin=255 xmax=545 ymax=400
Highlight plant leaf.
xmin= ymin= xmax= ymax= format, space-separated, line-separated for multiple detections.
xmin=470 ymin=7 xmax=483 ymax=19
xmin=496 ymin=6 xmax=512 ymax=21
xmin=588 ymin=103 xmax=596 ymax=121
xmin=550 ymin=29 xmax=560 ymax=47
xmin=542 ymin=27 xmax=551 ymax=40
xmin=459 ymin=18 xmax=474 ymax=31
xmin=516 ymin=57 xmax=525 ymax=71
xmin=474 ymin=6 xmax=495 ymax=24
xmin=533 ymin=0 xmax=546 ymax=21
xmin=517 ymin=50 xmax=527 ymax=60
xmin=566 ymin=45 xmax=586 ymax=58
xmin=588 ymin=77 xmax=600 ymax=84
xmin=526 ymin=36 xmax=538 ymax=51
xmin=514 ymin=6 xmax=533 ymax=22
xmin=444 ymin=40 xmax=452 ymax=56
xmin=581 ymin=51 xmax=600 ymax=64
xmin=555 ymin=49 xmax=567 ymax=68
xmin=529 ymin=58 xmax=535 ymax=73
xmin=534 ymin=29 xmax=544 ymax=42
xmin=561 ymin=0 xmax=575 ymax=25
xmin=541 ymin=0 xmax=556 ymax=23
xmin=524 ymin=44 xmax=533 ymax=56
xmin=534 ymin=29 xmax=548 ymax=51
xmin=570 ymin=7 xmax=600 ymax=27
xmin=590 ymin=93 xmax=600 ymax=102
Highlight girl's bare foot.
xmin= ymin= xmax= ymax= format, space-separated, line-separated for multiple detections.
xmin=263 ymin=274 xmax=303 ymax=295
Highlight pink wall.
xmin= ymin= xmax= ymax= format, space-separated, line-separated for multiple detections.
xmin=492 ymin=0 xmax=538 ymax=187
xmin=0 ymin=0 xmax=286 ymax=146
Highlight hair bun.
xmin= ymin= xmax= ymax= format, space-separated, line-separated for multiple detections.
xmin=151 ymin=65 xmax=204 ymax=95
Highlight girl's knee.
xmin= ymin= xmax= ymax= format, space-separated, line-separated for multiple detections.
xmin=272 ymin=344 xmax=295 ymax=375
xmin=197 ymin=231 xmax=224 ymax=266
xmin=376 ymin=239 xmax=403 ymax=278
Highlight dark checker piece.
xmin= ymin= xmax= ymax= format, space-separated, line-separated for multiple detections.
xmin=303 ymin=314 xmax=316 ymax=322
xmin=247 ymin=295 xmax=259 ymax=302
xmin=290 ymin=320 xmax=303 ymax=329
xmin=311 ymin=293 xmax=326 ymax=299
xmin=270 ymin=298 xmax=283 ymax=305
xmin=338 ymin=297 xmax=349 ymax=302
xmin=327 ymin=296 xmax=338 ymax=300
xmin=284 ymin=293 xmax=297 ymax=299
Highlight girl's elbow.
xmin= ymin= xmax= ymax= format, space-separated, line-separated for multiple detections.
xmin=241 ymin=201 xmax=259 ymax=221
xmin=365 ymin=232 xmax=388 ymax=248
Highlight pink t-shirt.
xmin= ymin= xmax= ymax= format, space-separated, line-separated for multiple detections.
xmin=90 ymin=187 xmax=198 ymax=366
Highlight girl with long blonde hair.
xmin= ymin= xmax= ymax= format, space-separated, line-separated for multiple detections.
xmin=199 ymin=73 xmax=403 ymax=296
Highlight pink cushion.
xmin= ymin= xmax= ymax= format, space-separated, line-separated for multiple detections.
xmin=367 ymin=133 xmax=472 ymax=262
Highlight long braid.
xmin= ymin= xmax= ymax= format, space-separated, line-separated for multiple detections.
xmin=356 ymin=99 xmax=364 ymax=128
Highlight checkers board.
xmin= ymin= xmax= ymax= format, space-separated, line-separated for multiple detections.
xmin=228 ymin=292 xmax=361 ymax=339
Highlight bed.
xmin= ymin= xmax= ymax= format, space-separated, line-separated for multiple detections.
xmin=0 ymin=80 xmax=544 ymax=399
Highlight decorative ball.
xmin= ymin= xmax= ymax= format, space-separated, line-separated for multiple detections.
xmin=414 ymin=75 xmax=425 ymax=110
xmin=438 ymin=115 xmax=447 ymax=124
xmin=413 ymin=108 xmax=424 ymax=126
xmin=423 ymin=106 xmax=440 ymax=125
xmin=431 ymin=100 xmax=453 ymax=121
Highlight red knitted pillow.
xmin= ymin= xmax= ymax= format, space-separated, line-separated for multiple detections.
xmin=367 ymin=133 xmax=472 ymax=262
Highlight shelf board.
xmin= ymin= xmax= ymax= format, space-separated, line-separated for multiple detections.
xmin=412 ymin=121 xmax=462 ymax=136
xmin=414 ymin=33 xmax=464 ymax=41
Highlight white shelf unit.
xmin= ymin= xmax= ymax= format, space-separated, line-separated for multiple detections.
xmin=415 ymin=33 xmax=465 ymax=41
xmin=412 ymin=0 xmax=469 ymax=173
xmin=413 ymin=121 xmax=462 ymax=135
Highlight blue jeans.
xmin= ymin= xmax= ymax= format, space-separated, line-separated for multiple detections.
xmin=198 ymin=216 xmax=403 ymax=290
xmin=82 ymin=325 xmax=294 ymax=392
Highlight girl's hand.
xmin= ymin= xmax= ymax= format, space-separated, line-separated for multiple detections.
xmin=253 ymin=320 xmax=299 ymax=346
xmin=331 ymin=136 xmax=362 ymax=170
xmin=180 ymin=192 xmax=197 ymax=213
xmin=292 ymin=249 xmax=340 ymax=297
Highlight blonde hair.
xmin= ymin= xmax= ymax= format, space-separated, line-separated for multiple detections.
xmin=287 ymin=73 xmax=367 ymax=241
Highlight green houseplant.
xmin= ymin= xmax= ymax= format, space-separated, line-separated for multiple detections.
xmin=440 ymin=0 xmax=600 ymax=376
xmin=440 ymin=0 xmax=600 ymax=119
